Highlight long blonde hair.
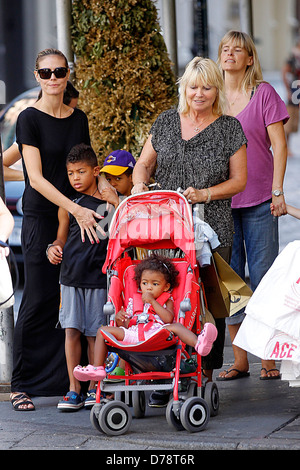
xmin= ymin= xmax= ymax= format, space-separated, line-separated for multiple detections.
xmin=217 ymin=30 xmax=264 ymax=93
xmin=177 ymin=56 xmax=226 ymax=115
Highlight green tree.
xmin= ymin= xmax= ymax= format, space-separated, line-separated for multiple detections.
xmin=71 ymin=0 xmax=178 ymax=162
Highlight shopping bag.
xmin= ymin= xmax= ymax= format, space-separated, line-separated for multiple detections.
xmin=200 ymin=254 xmax=230 ymax=318
xmin=200 ymin=252 xmax=252 ymax=318
xmin=240 ymin=240 xmax=300 ymax=342
xmin=213 ymin=252 xmax=253 ymax=316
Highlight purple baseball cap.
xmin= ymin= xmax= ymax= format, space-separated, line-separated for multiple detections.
xmin=100 ymin=150 xmax=136 ymax=175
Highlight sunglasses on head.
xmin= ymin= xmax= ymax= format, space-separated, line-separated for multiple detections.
xmin=37 ymin=67 xmax=68 ymax=79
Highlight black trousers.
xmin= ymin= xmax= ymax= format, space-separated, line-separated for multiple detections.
xmin=11 ymin=214 xmax=68 ymax=395
xmin=201 ymin=245 xmax=232 ymax=371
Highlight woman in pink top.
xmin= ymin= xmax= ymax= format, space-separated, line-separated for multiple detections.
xmin=217 ymin=31 xmax=289 ymax=381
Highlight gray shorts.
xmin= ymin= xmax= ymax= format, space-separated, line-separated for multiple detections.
xmin=59 ymin=284 xmax=107 ymax=336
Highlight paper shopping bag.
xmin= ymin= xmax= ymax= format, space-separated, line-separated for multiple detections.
xmin=213 ymin=252 xmax=253 ymax=316
xmin=200 ymin=252 xmax=252 ymax=318
xmin=199 ymin=255 xmax=230 ymax=318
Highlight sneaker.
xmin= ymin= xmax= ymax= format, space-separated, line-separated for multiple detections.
xmin=104 ymin=366 xmax=125 ymax=383
xmin=57 ymin=391 xmax=84 ymax=411
xmin=195 ymin=322 xmax=218 ymax=356
xmin=84 ymin=389 xmax=96 ymax=409
xmin=84 ymin=390 xmax=114 ymax=408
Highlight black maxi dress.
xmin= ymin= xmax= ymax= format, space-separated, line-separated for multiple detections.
xmin=11 ymin=107 xmax=90 ymax=395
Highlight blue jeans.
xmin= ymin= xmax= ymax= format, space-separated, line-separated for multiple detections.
xmin=227 ymin=200 xmax=278 ymax=325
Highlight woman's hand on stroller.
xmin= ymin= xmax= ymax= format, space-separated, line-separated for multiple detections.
xmin=131 ymin=182 xmax=149 ymax=194
xmin=183 ymin=186 xmax=209 ymax=204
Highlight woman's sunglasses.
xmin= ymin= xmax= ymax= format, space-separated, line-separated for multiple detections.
xmin=37 ymin=67 xmax=69 ymax=80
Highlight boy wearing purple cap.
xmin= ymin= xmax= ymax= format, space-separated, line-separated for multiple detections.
xmin=99 ymin=150 xmax=136 ymax=206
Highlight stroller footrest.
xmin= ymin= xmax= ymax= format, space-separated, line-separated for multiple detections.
xmin=101 ymin=382 xmax=174 ymax=393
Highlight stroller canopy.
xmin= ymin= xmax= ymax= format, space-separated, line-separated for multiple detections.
xmin=102 ymin=190 xmax=196 ymax=272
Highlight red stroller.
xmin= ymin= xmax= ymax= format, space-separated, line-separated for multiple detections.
xmin=90 ymin=190 xmax=219 ymax=435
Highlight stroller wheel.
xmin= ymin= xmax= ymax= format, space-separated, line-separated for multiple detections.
xmin=166 ymin=399 xmax=184 ymax=431
xmin=203 ymin=381 xmax=219 ymax=417
xmin=98 ymin=400 xmax=132 ymax=436
xmin=132 ymin=391 xmax=146 ymax=419
xmin=90 ymin=403 xmax=103 ymax=432
xmin=180 ymin=397 xmax=210 ymax=432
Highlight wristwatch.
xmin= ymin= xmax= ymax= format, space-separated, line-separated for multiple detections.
xmin=272 ymin=190 xmax=284 ymax=197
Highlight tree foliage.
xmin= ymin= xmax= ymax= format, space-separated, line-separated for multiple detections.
xmin=71 ymin=0 xmax=178 ymax=162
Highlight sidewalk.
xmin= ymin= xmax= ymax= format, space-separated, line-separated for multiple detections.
xmin=2 ymin=95 xmax=300 ymax=452
xmin=1 ymin=344 xmax=300 ymax=451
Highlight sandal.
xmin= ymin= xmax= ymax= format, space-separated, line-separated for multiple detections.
xmin=260 ymin=367 xmax=281 ymax=380
xmin=10 ymin=392 xmax=35 ymax=411
xmin=73 ymin=364 xmax=106 ymax=382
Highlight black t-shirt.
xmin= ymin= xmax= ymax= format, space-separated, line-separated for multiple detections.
xmin=16 ymin=107 xmax=90 ymax=216
xmin=60 ymin=194 xmax=110 ymax=289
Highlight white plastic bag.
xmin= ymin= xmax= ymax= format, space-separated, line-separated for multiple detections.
xmin=234 ymin=240 xmax=300 ymax=361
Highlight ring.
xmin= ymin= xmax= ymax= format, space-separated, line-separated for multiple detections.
xmin=94 ymin=223 xmax=98 ymax=228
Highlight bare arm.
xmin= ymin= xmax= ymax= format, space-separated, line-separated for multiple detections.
xmin=282 ymin=62 xmax=292 ymax=101
xmin=286 ymin=204 xmax=300 ymax=220
xmin=22 ymin=144 xmax=103 ymax=243
xmin=3 ymin=144 xmax=24 ymax=181
xmin=142 ymin=293 xmax=174 ymax=324
xmin=183 ymin=144 xmax=247 ymax=203
xmin=267 ymin=121 xmax=287 ymax=217
xmin=47 ymin=207 xmax=69 ymax=265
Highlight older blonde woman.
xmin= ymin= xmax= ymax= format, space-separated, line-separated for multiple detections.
xmin=132 ymin=56 xmax=247 ymax=387
xmin=217 ymin=31 xmax=289 ymax=381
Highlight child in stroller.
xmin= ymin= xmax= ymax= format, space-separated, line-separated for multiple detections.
xmin=73 ymin=253 xmax=217 ymax=383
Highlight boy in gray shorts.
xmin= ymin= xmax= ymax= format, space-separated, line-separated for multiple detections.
xmin=47 ymin=143 xmax=110 ymax=411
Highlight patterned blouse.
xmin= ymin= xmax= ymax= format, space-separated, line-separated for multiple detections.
xmin=150 ymin=109 xmax=247 ymax=247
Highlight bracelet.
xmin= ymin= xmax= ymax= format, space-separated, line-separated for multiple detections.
xmin=205 ymin=188 xmax=211 ymax=204
xmin=46 ymin=244 xmax=55 ymax=259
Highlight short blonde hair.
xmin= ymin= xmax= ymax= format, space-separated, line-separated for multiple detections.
xmin=217 ymin=30 xmax=263 ymax=93
xmin=177 ymin=57 xmax=226 ymax=116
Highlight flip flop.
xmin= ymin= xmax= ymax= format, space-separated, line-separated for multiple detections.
xmin=216 ymin=368 xmax=250 ymax=381
xmin=260 ymin=368 xmax=281 ymax=380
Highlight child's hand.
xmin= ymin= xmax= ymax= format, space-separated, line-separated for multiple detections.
xmin=142 ymin=291 xmax=155 ymax=304
xmin=47 ymin=245 xmax=63 ymax=265
xmin=100 ymin=187 xmax=120 ymax=208
xmin=115 ymin=306 xmax=129 ymax=324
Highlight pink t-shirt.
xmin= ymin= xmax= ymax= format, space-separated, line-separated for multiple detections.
xmin=231 ymin=82 xmax=289 ymax=208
